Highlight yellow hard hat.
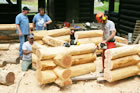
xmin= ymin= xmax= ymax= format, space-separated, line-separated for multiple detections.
xmin=77 ymin=42 xmax=80 ymax=46
xmin=102 ymin=16 xmax=107 ymax=21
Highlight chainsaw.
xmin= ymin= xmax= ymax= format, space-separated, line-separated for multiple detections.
xmin=93 ymin=43 xmax=107 ymax=53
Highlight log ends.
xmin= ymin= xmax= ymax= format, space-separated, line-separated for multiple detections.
xmin=54 ymin=54 xmax=72 ymax=68
xmin=0 ymin=71 xmax=15 ymax=85
xmin=54 ymin=67 xmax=71 ymax=80
xmin=55 ymin=78 xmax=72 ymax=87
xmin=6 ymin=72 xmax=15 ymax=85
xmin=36 ymin=70 xmax=57 ymax=85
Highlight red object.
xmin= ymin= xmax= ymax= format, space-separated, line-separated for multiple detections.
xmin=102 ymin=42 xmax=115 ymax=72
xmin=96 ymin=12 xmax=104 ymax=23
xmin=64 ymin=22 xmax=70 ymax=27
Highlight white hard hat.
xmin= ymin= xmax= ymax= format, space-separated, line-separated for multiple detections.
xmin=85 ymin=22 xmax=90 ymax=27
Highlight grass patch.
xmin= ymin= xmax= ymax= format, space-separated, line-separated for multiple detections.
xmin=95 ymin=1 xmax=119 ymax=13
xmin=22 ymin=1 xmax=38 ymax=7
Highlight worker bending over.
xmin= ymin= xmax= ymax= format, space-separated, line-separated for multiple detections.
xmin=96 ymin=13 xmax=116 ymax=72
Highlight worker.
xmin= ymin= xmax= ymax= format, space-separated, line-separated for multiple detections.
xmin=70 ymin=28 xmax=78 ymax=45
xmin=16 ymin=6 xmax=31 ymax=60
xmin=32 ymin=8 xmax=52 ymax=31
xmin=96 ymin=13 xmax=116 ymax=73
xmin=21 ymin=34 xmax=34 ymax=71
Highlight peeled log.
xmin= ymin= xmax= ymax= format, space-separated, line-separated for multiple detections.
xmin=32 ymin=43 xmax=47 ymax=54
xmin=4 ymin=56 xmax=20 ymax=64
xmin=115 ymin=42 xmax=127 ymax=47
xmin=55 ymin=35 xmax=70 ymax=42
xmin=37 ymin=60 xmax=56 ymax=71
xmin=70 ymin=63 xmax=96 ymax=77
xmin=55 ymin=78 xmax=72 ymax=87
xmin=36 ymin=47 xmax=67 ymax=60
xmin=78 ymin=37 xmax=102 ymax=45
xmin=0 ymin=44 xmax=10 ymax=50
xmin=115 ymin=36 xmax=128 ymax=44
xmin=138 ymin=53 xmax=140 ymax=57
xmin=54 ymin=66 xmax=71 ymax=80
xmin=32 ymin=62 xmax=36 ymax=70
xmin=96 ymin=49 xmax=103 ymax=55
xmin=0 ymin=23 xmax=33 ymax=31
xmin=54 ymin=54 xmax=72 ymax=68
xmin=35 ymin=40 xmax=44 ymax=45
xmin=43 ymin=36 xmax=65 ymax=47
xmin=32 ymin=54 xmax=39 ymax=64
xmin=105 ymin=44 xmax=140 ymax=60
xmin=0 ymin=70 xmax=15 ymax=85
xmin=36 ymin=70 xmax=57 ymax=85
xmin=68 ymin=43 xmax=97 ymax=56
xmin=137 ymin=63 xmax=140 ymax=69
xmin=72 ymin=53 xmax=96 ymax=65
xmin=104 ymin=65 xmax=139 ymax=82
xmin=75 ymin=30 xmax=103 ymax=39
xmin=33 ymin=28 xmax=71 ymax=40
xmin=105 ymin=55 xmax=140 ymax=70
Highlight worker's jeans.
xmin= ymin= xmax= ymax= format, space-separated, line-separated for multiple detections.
xmin=19 ymin=35 xmax=27 ymax=57
xmin=21 ymin=60 xmax=32 ymax=71
xmin=102 ymin=42 xmax=115 ymax=72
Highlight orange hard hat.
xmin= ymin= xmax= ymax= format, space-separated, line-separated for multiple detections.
xmin=96 ymin=12 xmax=105 ymax=23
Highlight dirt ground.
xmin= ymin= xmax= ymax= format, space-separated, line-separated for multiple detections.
xmin=0 ymin=44 xmax=140 ymax=93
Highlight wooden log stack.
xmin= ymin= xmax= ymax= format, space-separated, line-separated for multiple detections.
xmin=33 ymin=43 xmax=97 ymax=87
xmin=104 ymin=44 xmax=140 ymax=82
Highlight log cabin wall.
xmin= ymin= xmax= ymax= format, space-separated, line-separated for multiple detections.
xmin=118 ymin=0 xmax=140 ymax=34
xmin=52 ymin=0 xmax=94 ymax=23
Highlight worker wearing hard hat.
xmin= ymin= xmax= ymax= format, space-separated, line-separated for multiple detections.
xmin=96 ymin=13 xmax=116 ymax=72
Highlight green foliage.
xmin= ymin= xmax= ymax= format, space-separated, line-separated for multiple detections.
xmin=95 ymin=1 xmax=119 ymax=13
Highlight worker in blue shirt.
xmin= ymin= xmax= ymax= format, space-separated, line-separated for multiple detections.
xmin=16 ymin=6 xmax=31 ymax=60
xmin=32 ymin=8 xmax=52 ymax=31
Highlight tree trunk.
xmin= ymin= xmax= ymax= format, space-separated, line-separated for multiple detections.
xmin=33 ymin=28 xmax=71 ymax=40
xmin=70 ymin=63 xmax=96 ymax=77
xmin=37 ymin=60 xmax=56 ymax=71
xmin=105 ymin=44 xmax=140 ymax=60
xmin=0 ymin=23 xmax=33 ymax=31
xmin=75 ymin=30 xmax=103 ymax=39
xmin=78 ymin=37 xmax=102 ymax=45
xmin=36 ymin=70 xmax=57 ymax=85
xmin=35 ymin=40 xmax=44 ymax=45
xmin=115 ymin=36 xmax=128 ymax=44
xmin=43 ymin=36 xmax=65 ymax=47
xmin=105 ymin=55 xmax=140 ymax=70
xmin=55 ymin=35 xmax=70 ymax=42
xmin=68 ymin=43 xmax=96 ymax=56
xmin=104 ymin=65 xmax=139 ymax=82
xmin=53 ymin=66 xmax=71 ymax=80
xmin=36 ymin=47 xmax=67 ymax=60
xmin=0 ymin=44 xmax=10 ymax=50
xmin=0 ymin=70 xmax=15 ymax=85
xmin=55 ymin=78 xmax=72 ymax=87
xmin=72 ymin=53 xmax=96 ymax=65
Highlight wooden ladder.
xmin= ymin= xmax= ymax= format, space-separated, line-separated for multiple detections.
xmin=133 ymin=20 xmax=140 ymax=44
